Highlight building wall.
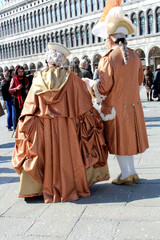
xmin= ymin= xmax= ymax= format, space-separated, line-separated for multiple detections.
xmin=0 ymin=0 xmax=160 ymax=73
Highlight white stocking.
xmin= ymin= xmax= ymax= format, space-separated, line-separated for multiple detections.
xmin=127 ymin=155 xmax=136 ymax=175
xmin=116 ymin=155 xmax=136 ymax=179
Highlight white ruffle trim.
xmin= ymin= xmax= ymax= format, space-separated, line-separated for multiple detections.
xmin=86 ymin=79 xmax=116 ymax=121
xmin=93 ymin=80 xmax=106 ymax=103
xmin=92 ymin=99 xmax=116 ymax=121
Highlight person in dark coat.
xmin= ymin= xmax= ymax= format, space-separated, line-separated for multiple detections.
xmin=80 ymin=59 xmax=92 ymax=79
xmin=144 ymin=66 xmax=153 ymax=101
xmin=153 ymin=64 xmax=160 ymax=101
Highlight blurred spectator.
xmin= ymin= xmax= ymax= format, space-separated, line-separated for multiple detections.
xmin=1 ymin=70 xmax=15 ymax=130
xmin=9 ymin=66 xmax=29 ymax=128
xmin=80 ymin=59 xmax=92 ymax=79
xmin=144 ymin=66 xmax=153 ymax=101
xmin=70 ymin=61 xmax=82 ymax=78
xmin=153 ymin=64 xmax=160 ymax=101
xmin=93 ymin=66 xmax=99 ymax=80
xmin=26 ymin=71 xmax=34 ymax=91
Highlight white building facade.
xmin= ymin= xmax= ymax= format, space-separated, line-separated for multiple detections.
xmin=0 ymin=0 xmax=160 ymax=73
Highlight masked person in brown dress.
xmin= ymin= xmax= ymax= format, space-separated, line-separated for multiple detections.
xmin=83 ymin=0 xmax=149 ymax=185
xmin=12 ymin=42 xmax=109 ymax=203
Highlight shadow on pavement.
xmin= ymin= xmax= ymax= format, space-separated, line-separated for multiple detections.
xmin=145 ymin=117 xmax=160 ymax=122
xmin=146 ymin=124 xmax=160 ymax=128
xmin=72 ymin=179 xmax=160 ymax=205
xmin=0 ymin=176 xmax=19 ymax=184
xmin=25 ymin=195 xmax=44 ymax=204
xmin=0 ymin=156 xmax=12 ymax=163
xmin=20 ymin=179 xmax=160 ymax=205
xmin=0 ymin=142 xmax=15 ymax=148
xmin=0 ymin=167 xmax=15 ymax=173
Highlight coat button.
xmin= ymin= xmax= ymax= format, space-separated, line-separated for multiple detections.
xmin=132 ymin=103 xmax=135 ymax=106
xmin=123 ymin=105 xmax=126 ymax=108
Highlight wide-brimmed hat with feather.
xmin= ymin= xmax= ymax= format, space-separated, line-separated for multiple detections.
xmin=92 ymin=0 xmax=135 ymax=39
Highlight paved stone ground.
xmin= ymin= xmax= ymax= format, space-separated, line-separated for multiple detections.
xmin=0 ymin=86 xmax=160 ymax=240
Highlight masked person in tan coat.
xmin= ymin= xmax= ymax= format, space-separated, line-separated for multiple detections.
xmin=83 ymin=0 xmax=149 ymax=185
xmin=12 ymin=42 xmax=109 ymax=203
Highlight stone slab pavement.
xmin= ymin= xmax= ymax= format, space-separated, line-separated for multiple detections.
xmin=0 ymin=86 xmax=160 ymax=240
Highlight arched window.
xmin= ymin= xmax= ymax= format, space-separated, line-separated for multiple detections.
xmin=39 ymin=37 xmax=42 ymax=53
xmin=60 ymin=31 xmax=64 ymax=44
xmin=6 ymin=45 xmax=8 ymax=58
xmin=23 ymin=16 xmax=26 ymax=31
xmin=64 ymin=1 xmax=69 ymax=19
xmin=46 ymin=7 xmax=49 ymax=24
xmin=86 ymin=0 xmax=90 ymax=13
xmin=21 ymin=41 xmax=24 ymax=56
xmin=131 ymin=13 xmax=137 ymax=36
xmin=38 ymin=10 xmax=42 ymax=26
xmin=59 ymin=2 xmax=63 ymax=20
xmin=28 ymin=39 xmax=31 ymax=55
xmin=26 ymin=14 xmax=30 ymax=30
xmin=97 ymin=0 xmax=102 ymax=10
xmin=42 ymin=8 xmax=45 ymax=25
xmin=13 ymin=20 xmax=16 ymax=33
xmin=8 ymin=44 xmax=11 ymax=58
xmin=55 ymin=4 xmax=59 ymax=22
xmin=19 ymin=16 xmax=23 ymax=32
xmin=32 ymin=38 xmax=35 ymax=54
xmin=16 ymin=18 xmax=19 ymax=33
xmin=10 ymin=20 xmax=13 ymax=35
xmin=156 ymin=8 xmax=160 ymax=33
xmin=86 ymin=25 xmax=90 ymax=44
xmin=70 ymin=29 xmax=74 ymax=47
xmin=51 ymin=33 xmax=55 ymax=42
xmin=43 ymin=35 xmax=47 ymax=50
xmin=14 ymin=43 xmax=17 ymax=57
xmin=35 ymin=37 xmax=39 ymax=53
xmin=70 ymin=0 xmax=74 ymax=18
xmin=7 ymin=20 xmax=10 ymax=35
xmin=139 ymin=11 xmax=145 ymax=35
xmin=91 ymin=23 xmax=95 ymax=43
xmin=80 ymin=0 xmax=84 ymax=15
xmin=75 ymin=0 xmax=79 ymax=16
xmin=47 ymin=34 xmax=50 ymax=43
xmin=34 ymin=11 xmax=38 ymax=28
xmin=103 ymin=0 xmax=107 ymax=7
xmin=75 ymin=27 xmax=80 ymax=46
xmin=24 ymin=40 xmax=27 ymax=55
xmin=30 ymin=13 xmax=33 ymax=29
xmin=65 ymin=30 xmax=70 ymax=48
xmin=17 ymin=42 xmax=20 ymax=56
xmin=55 ymin=32 xmax=60 ymax=43
xmin=1 ymin=23 xmax=4 ymax=37
xmin=91 ymin=0 xmax=96 ymax=11
xmin=80 ymin=26 xmax=85 ymax=45
xmin=50 ymin=6 xmax=54 ymax=23
xmin=147 ymin=9 xmax=153 ymax=34
xmin=11 ymin=43 xmax=14 ymax=58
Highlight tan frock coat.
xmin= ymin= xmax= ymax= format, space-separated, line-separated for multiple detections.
xmin=12 ymin=69 xmax=109 ymax=203
xmin=97 ymin=47 xmax=149 ymax=155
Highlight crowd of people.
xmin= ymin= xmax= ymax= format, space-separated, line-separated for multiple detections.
xmin=0 ymin=67 xmax=34 ymax=131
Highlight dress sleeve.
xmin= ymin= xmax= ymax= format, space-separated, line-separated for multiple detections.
xmin=97 ymin=57 xmax=114 ymax=95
